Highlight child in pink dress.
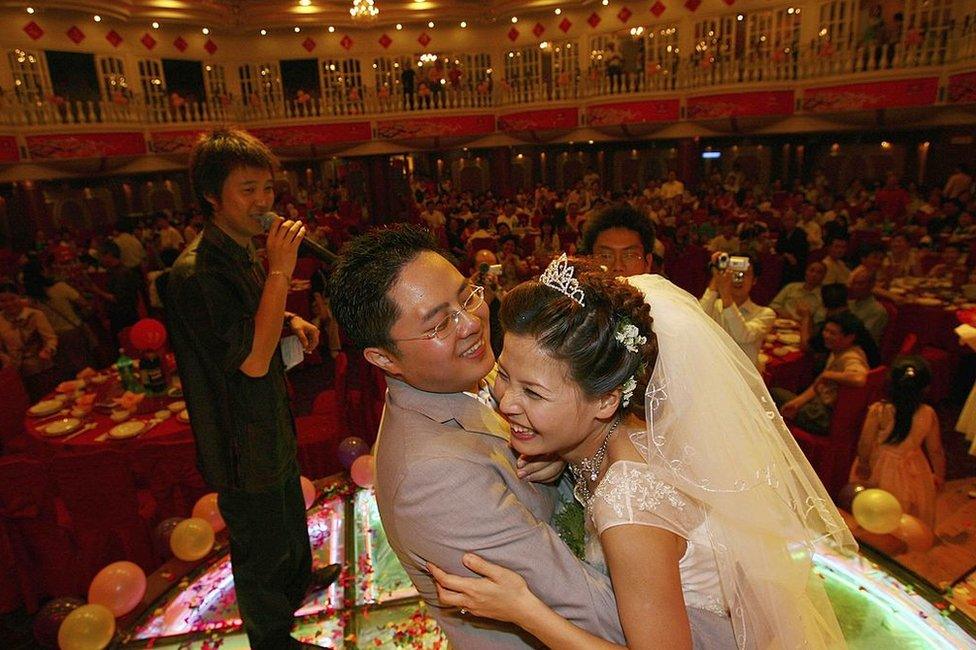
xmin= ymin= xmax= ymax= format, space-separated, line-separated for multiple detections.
xmin=851 ymin=357 xmax=946 ymax=529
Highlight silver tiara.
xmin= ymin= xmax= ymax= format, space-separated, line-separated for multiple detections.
xmin=539 ymin=253 xmax=585 ymax=307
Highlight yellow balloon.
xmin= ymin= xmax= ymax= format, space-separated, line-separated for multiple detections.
xmin=57 ymin=603 xmax=115 ymax=650
xmin=169 ymin=517 xmax=215 ymax=561
xmin=852 ymin=488 xmax=903 ymax=534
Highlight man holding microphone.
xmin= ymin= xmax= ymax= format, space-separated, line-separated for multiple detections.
xmin=166 ymin=127 xmax=333 ymax=649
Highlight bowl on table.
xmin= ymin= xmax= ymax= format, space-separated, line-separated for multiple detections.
xmin=28 ymin=399 xmax=65 ymax=417
xmin=41 ymin=417 xmax=81 ymax=437
xmin=110 ymin=409 xmax=131 ymax=423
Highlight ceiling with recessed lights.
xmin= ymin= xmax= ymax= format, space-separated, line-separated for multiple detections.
xmin=9 ymin=1 xmax=580 ymax=31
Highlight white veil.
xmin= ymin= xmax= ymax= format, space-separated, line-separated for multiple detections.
xmin=626 ymin=274 xmax=855 ymax=649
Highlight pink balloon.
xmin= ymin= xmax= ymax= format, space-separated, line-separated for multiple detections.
xmin=191 ymin=493 xmax=225 ymax=534
xmin=300 ymin=476 xmax=316 ymax=509
xmin=894 ymin=513 xmax=935 ymax=553
xmin=350 ymin=454 xmax=375 ymax=488
xmin=87 ymin=561 xmax=147 ymax=617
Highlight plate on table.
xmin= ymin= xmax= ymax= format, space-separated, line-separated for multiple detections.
xmin=772 ymin=346 xmax=793 ymax=357
xmin=28 ymin=399 xmax=64 ymax=417
xmin=167 ymin=400 xmax=186 ymax=413
xmin=56 ymin=379 xmax=85 ymax=394
xmin=915 ymin=297 xmax=943 ymax=306
xmin=777 ymin=332 xmax=801 ymax=345
xmin=177 ymin=409 xmax=190 ymax=423
xmin=774 ymin=318 xmax=799 ymax=329
xmin=109 ymin=421 xmax=145 ymax=439
xmin=42 ymin=417 xmax=81 ymax=437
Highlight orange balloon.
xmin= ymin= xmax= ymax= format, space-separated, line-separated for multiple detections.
xmin=894 ymin=513 xmax=935 ymax=553
xmin=350 ymin=454 xmax=375 ymax=488
xmin=87 ymin=561 xmax=146 ymax=617
xmin=170 ymin=517 xmax=215 ymax=562
xmin=191 ymin=493 xmax=225 ymax=534
xmin=57 ymin=603 xmax=115 ymax=650
xmin=300 ymin=476 xmax=316 ymax=509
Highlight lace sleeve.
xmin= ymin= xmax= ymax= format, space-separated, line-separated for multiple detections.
xmin=589 ymin=461 xmax=703 ymax=540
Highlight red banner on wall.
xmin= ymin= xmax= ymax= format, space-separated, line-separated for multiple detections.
xmin=687 ymin=90 xmax=794 ymax=120
xmin=948 ymin=71 xmax=976 ymax=105
xmin=376 ymin=114 xmax=495 ymax=140
xmin=150 ymin=130 xmax=207 ymax=154
xmin=25 ymin=132 xmax=147 ymax=159
xmin=586 ymin=99 xmax=680 ymax=126
xmin=0 ymin=136 xmax=19 ymax=163
xmin=498 ymin=108 xmax=578 ymax=132
xmin=249 ymin=122 xmax=372 ymax=147
xmin=802 ymin=77 xmax=938 ymax=113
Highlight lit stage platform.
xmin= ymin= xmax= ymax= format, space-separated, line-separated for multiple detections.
xmin=118 ymin=483 xmax=975 ymax=649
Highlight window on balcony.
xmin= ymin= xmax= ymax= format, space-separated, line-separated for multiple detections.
xmin=818 ymin=0 xmax=857 ymax=48
xmin=744 ymin=7 xmax=801 ymax=79
xmin=591 ymin=26 xmax=678 ymax=93
xmin=321 ymin=58 xmax=363 ymax=115
xmin=97 ymin=56 xmax=128 ymax=103
xmin=506 ymin=40 xmax=575 ymax=103
xmin=203 ymin=63 xmax=229 ymax=104
xmin=8 ymin=48 xmax=49 ymax=104
xmin=137 ymin=58 xmax=166 ymax=109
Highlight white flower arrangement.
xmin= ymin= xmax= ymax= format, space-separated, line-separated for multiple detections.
xmin=621 ymin=376 xmax=637 ymax=408
xmin=615 ymin=322 xmax=647 ymax=353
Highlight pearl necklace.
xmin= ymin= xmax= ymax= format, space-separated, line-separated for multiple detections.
xmin=569 ymin=413 xmax=622 ymax=504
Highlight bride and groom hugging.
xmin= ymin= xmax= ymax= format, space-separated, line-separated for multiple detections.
xmin=330 ymin=224 xmax=853 ymax=649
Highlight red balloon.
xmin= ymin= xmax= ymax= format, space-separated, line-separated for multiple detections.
xmin=130 ymin=318 xmax=167 ymax=351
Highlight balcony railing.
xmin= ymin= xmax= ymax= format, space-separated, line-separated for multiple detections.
xmin=2 ymin=15 xmax=974 ymax=129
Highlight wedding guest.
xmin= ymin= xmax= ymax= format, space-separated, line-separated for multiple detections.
xmin=847 ymin=266 xmax=888 ymax=344
xmin=770 ymin=260 xmax=825 ymax=321
xmin=822 ymin=235 xmax=852 ymax=285
xmin=579 ymin=204 xmax=656 ymax=277
xmin=700 ymin=252 xmax=775 ymax=366
xmin=0 ymin=281 xmax=59 ymax=399
xmin=851 ymin=357 xmax=945 ymax=529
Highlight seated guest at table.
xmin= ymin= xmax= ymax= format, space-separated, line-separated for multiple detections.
xmin=774 ymin=312 xmax=869 ymax=436
xmin=22 ymin=261 xmax=93 ymax=376
xmin=0 ymin=281 xmax=59 ymax=399
xmin=770 ymin=260 xmax=825 ymax=320
xmin=578 ymin=203 xmax=656 ymax=277
xmin=850 ymin=357 xmax=945 ymax=529
xmin=822 ymin=214 xmax=849 ymax=245
xmin=498 ymin=235 xmax=528 ymax=291
xmin=706 ymin=220 xmax=740 ymax=253
xmin=855 ymin=243 xmax=886 ymax=277
xmin=927 ymin=243 xmax=968 ymax=278
xmin=882 ymin=232 xmax=923 ymax=281
xmin=821 ymin=235 xmax=852 ymax=285
xmin=532 ymin=218 xmax=561 ymax=261
xmin=949 ymin=211 xmax=976 ymax=243
xmin=775 ymin=210 xmax=810 ymax=283
xmin=89 ymin=240 xmax=142 ymax=345
xmin=847 ymin=266 xmax=888 ymax=345
xmin=700 ymin=251 xmax=775 ymax=366
xmin=799 ymin=283 xmax=848 ymax=354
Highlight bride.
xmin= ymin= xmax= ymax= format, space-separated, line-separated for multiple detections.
xmin=428 ymin=255 xmax=854 ymax=649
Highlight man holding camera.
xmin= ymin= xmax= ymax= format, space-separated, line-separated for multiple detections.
xmin=700 ymin=251 xmax=775 ymax=366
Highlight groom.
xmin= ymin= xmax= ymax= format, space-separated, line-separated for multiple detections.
xmin=330 ymin=225 xmax=623 ymax=648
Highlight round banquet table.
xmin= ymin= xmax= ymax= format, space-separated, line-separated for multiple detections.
xmin=761 ymin=319 xmax=816 ymax=394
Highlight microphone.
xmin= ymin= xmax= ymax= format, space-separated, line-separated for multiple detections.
xmin=256 ymin=212 xmax=338 ymax=264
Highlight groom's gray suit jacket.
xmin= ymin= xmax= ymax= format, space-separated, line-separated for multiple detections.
xmin=374 ymin=376 xmax=625 ymax=648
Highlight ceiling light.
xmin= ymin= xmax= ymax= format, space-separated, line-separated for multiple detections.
xmin=93 ymin=14 xmax=101 ymax=22
xmin=202 ymin=27 xmax=209 ymax=34
xmin=554 ymin=8 xmax=561 ymax=14
xmin=602 ymin=0 xmax=609 ymax=4
xmin=350 ymin=0 xmax=379 ymax=21
xmin=299 ymin=0 xmax=312 ymax=5
xmin=460 ymin=21 xmax=467 ymax=28
xmin=428 ymin=21 xmax=435 ymax=28
xmin=511 ymin=16 xmax=518 ymax=23
xmin=294 ymin=26 xmax=301 ymax=32
xmin=151 ymin=21 xmax=160 ymax=29
xmin=395 ymin=23 xmax=403 ymax=30
xmin=26 ymin=7 xmax=34 ymax=14
xmin=260 ymin=28 xmax=268 ymax=35
xmin=328 ymin=25 xmax=335 ymax=32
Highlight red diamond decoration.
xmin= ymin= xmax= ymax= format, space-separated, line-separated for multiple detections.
xmin=651 ymin=1 xmax=666 ymax=17
xmin=66 ymin=26 xmax=85 ymax=44
xmin=587 ymin=12 xmax=601 ymax=28
xmin=559 ymin=17 xmax=572 ymax=32
xmin=507 ymin=26 xmax=519 ymax=41
xmin=722 ymin=0 xmax=735 ymax=4
xmin=204 ymin=39 xmax=217 ymax=54
xmin=302 ymin=37 xmax=316 ymax=52
xmin=105 ymin=30 xmax=122 ymax=48
xmin=141 ymin=32 xmax=157 ymax=49
xmin=378 ymin=33 xmax=392 ymax=49
xmin=532 ymin=22 xmax=545 ymax=38
xmin=340 ymin=34 xmax=353 ymax=50
xmin=173 ymin=36 xmax=188 ymax=52
xmin=617 ymin=6 xmax=633 ymax=22
xmin=417 ymin=32 xmax=430 ymax=47
xmin=23 ymin=21 xmax=43 ymax=40
xmin=684 ymin=0 xmax=701 ymax=11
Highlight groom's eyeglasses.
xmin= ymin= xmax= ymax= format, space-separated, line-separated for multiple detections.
xmin=393 ymin=285 xmax=485 ymax=342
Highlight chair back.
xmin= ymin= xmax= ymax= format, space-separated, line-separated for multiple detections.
xmin=48 ymin=449 xmax=146 ymax=528
xmin=131 ymin=437 xmax=208 ymax=521
xmin=752 ymin=252 xmax=784 ymax=306
xmin=823 ymin=365 xmax=887 ymax=495
xmin=0 ymin=366 xmax=30 ymax=453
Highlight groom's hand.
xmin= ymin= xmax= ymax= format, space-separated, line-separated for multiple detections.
xmin=517 ymin=454 xmax=565 ymax=483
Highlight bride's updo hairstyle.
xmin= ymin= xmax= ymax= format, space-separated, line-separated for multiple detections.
xmin=500 ymin=258 xmax=657 ymax=417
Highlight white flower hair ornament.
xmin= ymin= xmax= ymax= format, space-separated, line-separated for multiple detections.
xmin=620 ymin=376 xmax=638 ymax=408
xmin=614 ymin=322 xmax=647 ymax=353
xmin=539 ymin=253 xmax=586 ymax=307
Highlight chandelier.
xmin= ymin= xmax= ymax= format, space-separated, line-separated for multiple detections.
xmin=349 ymin=0 xmax=379 ymax=20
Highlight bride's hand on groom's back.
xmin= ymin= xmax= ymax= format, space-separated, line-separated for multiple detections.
xmin=516 ymin=454 xmax=565 ymax=483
